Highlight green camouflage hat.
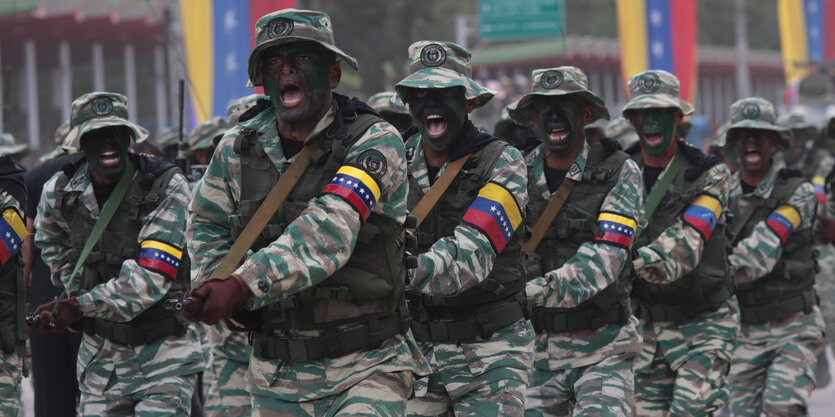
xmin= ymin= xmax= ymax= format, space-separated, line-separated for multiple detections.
xmin=726 ymin=97 xmax=791 ymax=147
xmin=189 ymin=116 xmax=227 ymax=151
xmin=395 ymin=41 xmax=495 ymax=109
xmin=247 ymin=9 xmax=358 ymax=87
xmin=40 ymin=121 xmax=72 ymax=162
xmin=63 ymin=92 xmax=149 ymax=150
xmin=0 ymin=133 xmax=28 ymax=157
xmin=777 ymin=112 xmax=818 ymax=133
xmin=367 ymin=91 xmax=408 ymax=116
xmin=154 ymin=126 xmax=180 ymax=150
xmin=509 ymin=66 xmax=609 ymax=126
xmin=494 ymin=102 xmax=517 ymax=137
xmin=622 ymin=70 xmax=694 ymax=116
xmin=712 ymin=121 xmax=731 ymax=149
xmin=604 ymin=117 xmax=639 ymax=149
xmin=226 ymin=94 xmax=269 ymax=124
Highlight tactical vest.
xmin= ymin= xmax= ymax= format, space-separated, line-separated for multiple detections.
xmin=406 ymin=140 xmax=528 ymax=342
xmin=733 ymin=172 xmax=819 ymax=324
xmin=55 ymin=158 xmax=189 ymax=346
xmin=234 ymin=111 xmax=410 ymax=362
xmin=526 ymin=141 xmax=633 ymax=333
xmin=0 ymin=204 xmax=25 ymax=356
xmin=630 ymin=149 xmax=734 ymax=323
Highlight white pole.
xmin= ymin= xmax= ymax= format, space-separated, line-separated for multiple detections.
xmin=154 ymin=45 xmax=168 ymax=133
xmin=25 ymin=40 xmax=40 ymax=150
xmin=59 ymin=41 xmax=72 ymax=122
xmin=124 ymin=43 xmax=137 ymax=122
xmin=92 ymin=42 xmax=104 ymax=91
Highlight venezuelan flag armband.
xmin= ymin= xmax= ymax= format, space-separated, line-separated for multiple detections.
xmin=321 ymin=165 xmax=381 ymax=222
xmin=593 ymin=212 xmax=636 ymax=249
xmin=813 ymin=175 xmax=827 ymax=204
xmin=766 ymin=205 xmax=801 ymax=245
xmin=462 ymin=182 xmax=523 ymax=254
xmin=0 ymin=208 xmax=26 ymax=266
xmin=138 ymin=240 xmax=183 ymax=279
xmin=682 ymin=194 xmax=722 ymax=241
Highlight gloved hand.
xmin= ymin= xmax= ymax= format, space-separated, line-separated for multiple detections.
xmin=185 ymin=274 xmax=252 ymax=325
xmin=818 ymin=215 xmax=835 ymax=244
xmin=33 ymin=297 xmax=83 ymax=332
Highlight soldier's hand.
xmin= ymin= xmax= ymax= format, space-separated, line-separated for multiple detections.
xmin=33 ymin=297 xmax=83 ymax=332
xmin=185 ymin=274 xmax=252 ymax=325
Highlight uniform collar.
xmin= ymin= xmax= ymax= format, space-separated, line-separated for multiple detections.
xmin=237 ymin=101 xmax=337 ymax=163
xmin=528 ymin=140 xmax=591 ymax=200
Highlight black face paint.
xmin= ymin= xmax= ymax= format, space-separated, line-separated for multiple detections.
xmin=732 ymin=128 xmax=777 ymax=175
xmin=80 ymin=126 xmax=131 ymax=183
xmin=407 ymin=87 xmax=467 ymax=152
xmin=533 ymin=96 xmax=584 ymax=154
xmin=504 ymin=124 xmax=538 ymax=151
xmin=262 ymin=41 xmax=333 ymax=126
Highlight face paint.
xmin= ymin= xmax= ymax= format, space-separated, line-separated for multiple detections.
xmin=732 ymin=128 xmax=777 ymax=175
xmin=407 ymin=87 xmax=467 ymax=152
xmin=262 ymin=41 xmax=333 ymax=126
xmin=533 ymin=96 xmax=584 ymax=154
xmin=80 ymin=126 xmax=131 ymax=183
xmin=629 ymin=108 xmax=677 ymax=155
xmin=505 ymin=124 xmax=538 ymax=151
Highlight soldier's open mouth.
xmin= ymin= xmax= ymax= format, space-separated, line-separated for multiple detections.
xmin=99 ymin=151 xmax=121 ymax=167
xmin=743 ymin=144 xmax=762 ymax=165
xmin=643 ymin=133 xmax=664 ymax=147
xmin=280 ymin=84 xmax=304 ymax=107
xmin=425 ymin=114 xmax=447 ymax=138
xmin=548 ymin=127 xmax=568 ymax=142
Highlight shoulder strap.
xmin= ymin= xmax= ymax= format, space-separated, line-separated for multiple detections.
xmin=407 ymin=152 xmax=473 ymax=232
xmin=52 ymin=161 xmax=137 ymax=314
xmin=211 ymin=135 xmax=324 ymax=279
xmin=635 ymin=151 xmax=686 ymax=239
xmin=522 ymin=178 xmax=577 ymax=255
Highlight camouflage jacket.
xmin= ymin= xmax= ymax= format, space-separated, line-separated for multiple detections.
xmin=35 ymin=161 xmax=208 ymax=395
xmin=187 ymin=101 xmax=429 ymax=401
xmin=525 ymin=141 xmax=645 ymax=370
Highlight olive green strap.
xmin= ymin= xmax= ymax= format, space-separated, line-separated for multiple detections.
xmin=53 ymin=161 xmax=137 ymax=314
xmin=522 ymin=178 xmax=577 ymax=255
xmin=407 ymin=153 xmax=473 ymax=232
xmin=635 ymin=151 xmax=685 ymax=240
xmin=211 ymin=135 xmax=323 ymax=280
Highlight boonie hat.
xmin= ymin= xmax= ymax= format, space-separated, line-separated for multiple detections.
xmin=510 ymin=66 xmax=609 ymax=126
xmin=726 ymin=97 xmax=791 ymax=148
xmin=63 ymin=92 xmax=148 ymax=150
xmin=622 ymin=70 xmax=694 ymax=116
xmin=367 ymin=91 xmax=408 ymax=116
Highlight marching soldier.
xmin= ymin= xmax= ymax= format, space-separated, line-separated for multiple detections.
xmin=368 ymin=91 xmax=415 ymax=135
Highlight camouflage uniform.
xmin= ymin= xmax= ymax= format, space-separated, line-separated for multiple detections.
xmin=367 ymin=91 xmax=414 ymax=136
xmin=495 ymin=102 xmax=540 ymax=155
xmin=725 ymin=98 xmax=824 ymax=417
xmin=604 ymin=117 xmax=639 ymax=150
xmin=624 ymin=71 xmax=739 ymax=417
xmin=507 ymin=67 xmax=643 ymax=417
xmin=225 ymin=94 xmax=269 ymax=126
xmin=187 ymin=10 xmax=429 ymax=416
xmin=35 ymin=92 xmax=209 ymax=416
xmin=395 ymin=41 xmax=533 ymax=417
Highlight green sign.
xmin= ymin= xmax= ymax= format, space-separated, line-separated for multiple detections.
xmin=479 ymin=0 xmax=565 ymax=40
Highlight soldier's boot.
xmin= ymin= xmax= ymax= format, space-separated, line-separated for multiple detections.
xmin=816 ymin=349 xmax=831 ymax=389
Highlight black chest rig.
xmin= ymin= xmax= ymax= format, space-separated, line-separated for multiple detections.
xmin=732 ymin=171 xmax=819 ymax=323
xmin=234 ymin=105 xmax=411 ymax=362
xmin=526 ymin=140 xmax=633 ymax=333
xmin=630 ymin=146 xmax=734 ymax=323
xmin=56 ymin=156 xmax=189 ymax=346
xmin=406 ymin=140 xmax=528 ymax=342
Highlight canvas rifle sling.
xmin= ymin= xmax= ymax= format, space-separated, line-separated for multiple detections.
xmin=522 ymin=178 xmax=577 ymax=255
xmin=406 ymin=153 xmax=473 ymax=232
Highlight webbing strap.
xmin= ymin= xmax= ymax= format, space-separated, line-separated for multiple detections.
xmin=53 ymin=161 xmax=137 ymax=314
xmin=211 ymin=135 xmax=323 ymax=279
xmin=522 ymin=178 xmax=577 ymax=255
xmin=730 ymin=196 xmax=763 ymax=245
xmin=406 ymin=153 xmax=473 ymax=232
xmin=635 ymin=151 xmax=685 ymax=239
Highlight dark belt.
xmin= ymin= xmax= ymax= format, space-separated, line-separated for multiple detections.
xmin=82 ymin=315 xmax=187 ymax=347
xmin=530 ymin=304 xmax=628 ymax=334
xmin=410 ymin=299 xmax=525 ymax=342
xmin=252 ymin=311 xmax=408 ymax=362
xmin=739 ymin=289 xmax=817 ymax=324
xmin=636 ymin=280 xmax=734 ymax=323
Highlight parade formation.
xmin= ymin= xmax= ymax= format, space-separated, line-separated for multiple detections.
xmin=3 ymin=5 xmax=835 ymax=417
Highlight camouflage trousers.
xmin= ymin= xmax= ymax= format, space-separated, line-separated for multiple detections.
xmin=815 ymin=243 xmax=835 ymax=345
xmin=407 ymin=371 xmax=526 ymax=417
xmin=525 ymin=352 xmax=635 ymax=417
xmin=727 ymin=319 xmax=823 ymax=416
xmin=79 ymin=374 xmax=196 ymax=416
xmin=204 ymin=354 xmax=250 ymax=417
xmin=250 ymin=370 xmax=413 ymax=416
xmin=0 ymin=350 xmax=21 ymax=416
xmin=635 ymin=346 xmax=731 ymax=416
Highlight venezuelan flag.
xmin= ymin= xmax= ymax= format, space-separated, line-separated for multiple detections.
xmin=322 ymin=166 xmax=381 ymax=221
xmin=767 ymin=205 xmax=802 ymax=245
xmin=616 ymin=0 xmax=698 ymax=104
xmin=594 ymin=212 xmax=637 ymax=249
xmin=813 ymin=175 xmax=827 ymax=203
xmin=779 ymin=0 xmax=835 ymax=87
xmin=0 ymin=209 xmax=26 ymax=266
xmin=138 ymin=240 xmax=184 ymax=279
xmin=462 ymin=182 xmax=523 ymax=254
xmin=180 ymin=0 xmax=296 ymax=124
xmin=682 ymin=194 xmax=722 ymax=241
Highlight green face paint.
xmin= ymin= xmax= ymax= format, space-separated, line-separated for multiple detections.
xmin=533 ymin=96 xmax=584 ymax=154
xmin=408 ymin=87 xmax=467 ymax=152
xmin=261 ymin=41 xmax=332 ymax=126
xmin=630 ymin=108 xmax=677 ymax=155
